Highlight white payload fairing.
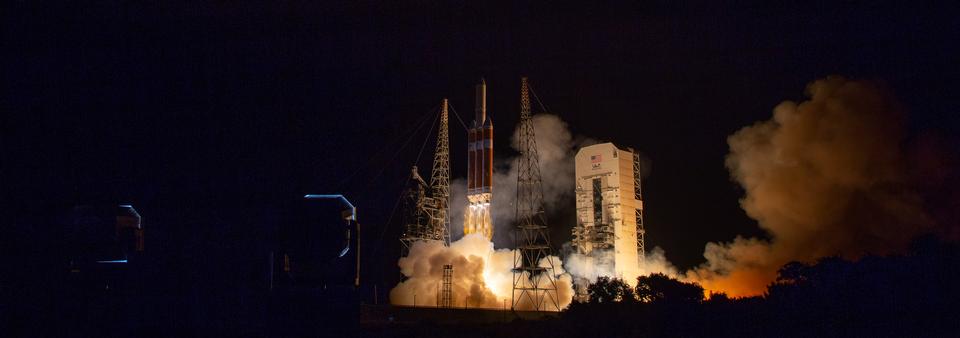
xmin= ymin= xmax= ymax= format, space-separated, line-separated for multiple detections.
xmin=464 ymin=79 xmax=493 ymax=240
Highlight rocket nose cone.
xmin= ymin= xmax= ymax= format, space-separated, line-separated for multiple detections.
xmin=480 ymin=77 xmax=486 ymax=85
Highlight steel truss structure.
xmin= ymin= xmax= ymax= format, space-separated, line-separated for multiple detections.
xmin=400 ymin=99 xmax=452 ymax=255
xmin=512 ymin=77 xmax=561 ymax=311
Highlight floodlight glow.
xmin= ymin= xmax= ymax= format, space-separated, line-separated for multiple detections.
xmin=96 ymin=259 xmax=128 ymax=264
xmin=304 ymin=194 xmax=356 ymax=221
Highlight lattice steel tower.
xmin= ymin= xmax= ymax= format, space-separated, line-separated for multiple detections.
xmin=430 ymin=99 xmax=452 ymax=246
xmin=400 ymin=99 xmax=452 ymax=255
xmin=441 ymin=264 xmax=453 ymax=308
xmin=512 ymin=77 xmax=561 ymax=311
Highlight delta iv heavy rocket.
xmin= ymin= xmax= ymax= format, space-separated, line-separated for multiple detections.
xmin=464 ymin=79 xmax=494 ymax=240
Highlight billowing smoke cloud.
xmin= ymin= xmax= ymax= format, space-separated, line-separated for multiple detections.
xmin=394 ymin=114 xmax=583 ymax=310
xmin=401 ymin=78 xmax=951 ymax=304
xmin=446 ymin=113 xmax=670 ymax=296
xmin=390 ymin=234 xmax=574 ymax=310
xmin=564 ymin=247 xmax=679 ymax=287
xmin=450 ymin=114 xmax=591 ymax=247
xmin=687 ymin=77 xmax=939 ymax=297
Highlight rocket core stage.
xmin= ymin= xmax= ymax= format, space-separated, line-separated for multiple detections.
xmin=464 ymin=79 xmax=493 ymax=240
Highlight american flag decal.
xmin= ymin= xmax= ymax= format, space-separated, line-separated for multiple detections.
xmin=591 ymin=155 xmax=602 ymax=163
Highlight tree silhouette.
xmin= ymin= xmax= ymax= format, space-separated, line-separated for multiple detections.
xmin=635 ymin=273 xmax=703 ymax=304
xmin=706 ymin=291 xmax=730 ymax=303
xmin=587 ymin=277 xmax=636 ymax=303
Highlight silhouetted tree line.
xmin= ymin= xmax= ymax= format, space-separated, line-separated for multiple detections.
xmin=547 ymin=236 xmax=960 ymax=338
xmin=587 ymin=273 xmax=705 ymax=305
xmin=380 ymin=236 xmax=960 ymax=338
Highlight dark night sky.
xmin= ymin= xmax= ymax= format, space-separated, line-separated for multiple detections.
xmin=4 ymin=1 xmax=958 ymax=289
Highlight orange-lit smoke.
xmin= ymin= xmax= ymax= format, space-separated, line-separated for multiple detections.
xmin=391 ymin=114 xmax=581 ymax=311
xmin=686 ymin=77 xmax=938 ymax=297
xmin=389 ymin=234 xmax=574 ymax=310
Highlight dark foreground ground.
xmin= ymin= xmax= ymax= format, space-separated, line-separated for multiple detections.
xmin=363 ymin=299 xmax=957 ymax=338
xmin=7 ymin=237 xmax=959 ymax=337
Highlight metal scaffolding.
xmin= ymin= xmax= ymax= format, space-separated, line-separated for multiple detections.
xmin=400 ymin=99 xmax=452 ymax=255
xmin=441 ymin=264 xmax=453 ymax=308
xmin=571 ymin=174 xmax=618 ymax=254
xmin=632 ymin=150 xmax=645 ymax=263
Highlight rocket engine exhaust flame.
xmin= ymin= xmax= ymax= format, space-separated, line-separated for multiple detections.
xmin=393 ymin=113 xmax=583 ymax=311
xmin=390 ymin=234 xmax=574 ymax=310
xmin=394 ymin=76 xmax=951 ymax=305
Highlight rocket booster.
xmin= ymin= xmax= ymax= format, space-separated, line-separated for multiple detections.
xmin=467 ymin=79 xmax=493 ymax=195
xmin=464 ymin=78 xmax=493 ymax=240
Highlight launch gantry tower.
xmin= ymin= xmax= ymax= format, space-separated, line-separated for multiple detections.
xmin=400 ymin=99 xmax=452 ymax=255
xmin=512 ymin=77 xmax=561 ymax=311
xmin=633 ymin=151 xmax=645 ymax=263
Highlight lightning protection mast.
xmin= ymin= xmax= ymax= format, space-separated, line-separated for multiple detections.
xmin=430 ymin=99 xmax=452 ymax=245
xmin=400 ymin=99 xmax=452 ymax=255
xmin=512 ymin=77 xmax=561 ymax=311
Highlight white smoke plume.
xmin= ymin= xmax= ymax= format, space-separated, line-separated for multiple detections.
xmin=563 ymin=249 xmax=616 ymax=284
xmin=686 ymin=77 xmax=939 ymax=297
xmin=640 ymin=247 xmax=681 ymax=279
xmin=393 ymin=114 xmax=582 ymax=310
xmin=564 ymin=247 xmax=680 ymax=287
xmin=389 ymin=234 xmax=574 ymax=310
xmin=450 ymin=114 xmax=588 ymax=247
xmin=399 ymin=77 xmax=950 ymax=305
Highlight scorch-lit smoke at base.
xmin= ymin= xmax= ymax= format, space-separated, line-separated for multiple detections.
xmin=394 ymin=77 xmax=949 ymax=303
xmin=392 ymin=113 xmax=584 ymax=311
xmin=686 ymin=77 xmax=942 ymax=297
xmin=390 ymin=234 xmax=574 ymax=310
xmin=564 ymin=247 xmax=679 ymax=287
